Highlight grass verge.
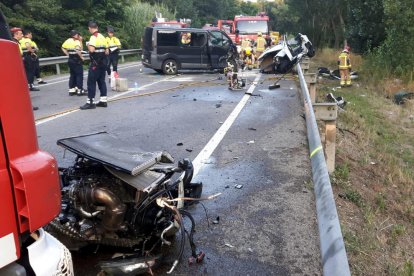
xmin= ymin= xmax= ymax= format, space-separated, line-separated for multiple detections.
xmin=311 ymin=48 xmax=414 ymax=276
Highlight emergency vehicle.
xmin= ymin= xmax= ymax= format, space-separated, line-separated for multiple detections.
xmin=0 ymin=11 xmax=72 ymax=275
xmin=229 ymin=12 xmax=270 ymax=45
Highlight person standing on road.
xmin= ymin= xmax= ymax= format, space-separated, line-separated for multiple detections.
xmin=11 ymin=27 xmax=39 ymax=110
xmin=338 ymin=46 xmax=352 ymax=87
xmin=24 ymin=31 xmax=47 ymax=85
xmin=19 ymin=30 xmax=39 ymax=91
xmin=61 ymin=30 xmax=86 ymax=96
xmin=106 ymin=26 xmax=121 ymax=78
xmin=80 ymin=21 xmax=109 ymax=110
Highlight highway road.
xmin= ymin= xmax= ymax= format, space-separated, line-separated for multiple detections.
xmin=34 ymin=62 xmax=321 ymax=275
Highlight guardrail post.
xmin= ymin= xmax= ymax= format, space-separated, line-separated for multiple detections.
xmin=301 ymin=58 xmax=310 ymax=74
xmin=313 ymin=103 xmax=338 ymax=174
xmin=56 ymin=64 xmax=61 ymax=75
xmin=121 ymin=55 xmax=125 ymax=63
xmin=304 ymin=73 xmax=317 ymax=103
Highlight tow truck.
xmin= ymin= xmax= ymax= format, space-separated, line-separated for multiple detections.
xmin=0 ymin=11 xmax=72 ymax=275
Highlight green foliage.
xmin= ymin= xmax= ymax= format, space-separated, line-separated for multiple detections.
xmin=123 ymin=1 xmax=175 ymax=48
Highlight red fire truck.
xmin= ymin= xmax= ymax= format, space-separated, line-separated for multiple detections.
xmin=0 ymin=12 xmax=72 ymax=275
xmin=228 ymin=13 xmax=270 ymax=45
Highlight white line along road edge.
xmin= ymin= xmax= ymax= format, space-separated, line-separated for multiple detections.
xmin=192 ymin=73 xmax=262 ymax=177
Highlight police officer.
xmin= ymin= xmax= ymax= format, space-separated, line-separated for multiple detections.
xmin=106 ymin=26 xmax=121 ymax=78
xmin=80 ymin=21 xmax=109 ymax=110
xmin=20 ymin=30 xmax=39 ymax=91
xmin=10 ymin=27 xmax=39 ymax=110
xmin=62 ymin=30 xmax=86 ymax=96
xmin=24 ymin=31 xmax=47 ymax=84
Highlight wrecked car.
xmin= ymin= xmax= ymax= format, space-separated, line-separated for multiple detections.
xmin=47 ymin=132 xmax=203 ymax=275
xmin=142 ymin=27 xmax=236 ymax=74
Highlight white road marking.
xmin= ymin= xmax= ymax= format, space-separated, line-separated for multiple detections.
xmin=35 ymin=75 xmax=178 ymax=126
xmin=39 ymin=63 xmax=140 ymax=87
xmin=192 ymin=73 xmax=262 ymax=177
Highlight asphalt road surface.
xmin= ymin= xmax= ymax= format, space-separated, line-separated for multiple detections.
xmin=35 ymin=62 xmax=321 ymax=275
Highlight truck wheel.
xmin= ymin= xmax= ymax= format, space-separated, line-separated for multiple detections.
xmin=162 ymin=60 xmax=178 ymax=75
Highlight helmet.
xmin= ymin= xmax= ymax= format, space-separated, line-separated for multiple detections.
xmin=245 ymin=48 xmax=251 ymax=55
xmin=258 ymin=32 xmax=262 ymax=36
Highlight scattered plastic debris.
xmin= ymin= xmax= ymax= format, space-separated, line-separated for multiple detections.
xmin=225 ymin=185 xmax=230 ymax=189
xmin=370 ymin=161 xmax=376 ymax=165
xmin=193 ymin=98 xmax=197 ymax=101
xmin=393 ymin=91 xmax=414 ymax=105
xmin=216 ymin=103 xmax=222 ymax=108
xmin=212 ymin=217 xmax=220 ymax=224
xmin=177 ymin=143 xmax=183 ymax=146
xmin=224 ymin=243 xmax=235 ymax=248
xmin=219 ymin=121 xmax=224 ymax=124
xmin=186 ymin=149 xmax=193 ymax=152
xmin=247 ymin=140 xmax=255 ymax=144
xmin=234 ymin=184 xmax=243 ymax=189
xmin=248 ymin=248 xmax=254 ymax=253
xmin=248 ymin=127 xmax=257 ymax=131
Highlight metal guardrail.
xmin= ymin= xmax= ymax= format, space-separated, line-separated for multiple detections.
xmin=297 ymin=62 xmax=351 ymax=276
xmin=39 ymin=49 xmax=142 ymax=74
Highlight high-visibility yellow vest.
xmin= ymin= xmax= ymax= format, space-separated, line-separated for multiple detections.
xmin=256 ymin=37 xmax=266 ymax=52
xmin=62 ymin=38 xmax=82 ymax=56
xmin=241 ymin=39 xmax=251 ymax=49
xmin=19 ymin=37 xmax=32 ymax=54
xmin=106 ymin=36 xmax=121 ymax=52
xmin=88 ymin=32 xmax=108 ymax=65
xmin=338 ymin=52 xmax=351 ymax=69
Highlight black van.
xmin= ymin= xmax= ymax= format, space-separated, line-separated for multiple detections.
xmin=142 ymin=27 xmax=235 ymax=74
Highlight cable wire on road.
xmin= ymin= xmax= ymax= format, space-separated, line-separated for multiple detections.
xmin=35 ymin=77 xmax=222 ymax=123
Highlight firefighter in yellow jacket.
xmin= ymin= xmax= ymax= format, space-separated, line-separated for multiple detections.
xmin=338 ymin=47 xmax=352 ymax=87
xmin=255 ymin=32 xmax=267 ymax=60
xmin=106 ymin=26 xmax=121 ymax=78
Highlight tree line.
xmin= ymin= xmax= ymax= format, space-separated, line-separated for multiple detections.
xmin=1 ymin=0 xmax=413 ymax=77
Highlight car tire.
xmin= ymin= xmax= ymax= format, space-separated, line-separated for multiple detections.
xmin=162 ymin=59 xmax=178 ymax=75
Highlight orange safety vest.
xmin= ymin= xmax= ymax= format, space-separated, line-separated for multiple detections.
xmin=338 ymin=52 xmax=351 ymax=69
xmin=256 ymin=37 xmax=266 ymax=52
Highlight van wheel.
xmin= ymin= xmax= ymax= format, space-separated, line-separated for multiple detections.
xmin=162 ymin=60 xmax=178 ymax=75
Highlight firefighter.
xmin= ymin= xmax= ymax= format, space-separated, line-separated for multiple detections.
xmin=62 ymin=30 xmax=86 ymax=96
xmin=106 ymin=26 xmax=121 ymax=78
xmin=10 ymin=27 xmax=39 ymax=110
xmin=181 ymin=32 xmax=191 ymax=45
xmin=338 ymin=47 xmax=352 ymax=87
xmin=19 ymin=30 xmax=39 ymax=91
xmin=24 ymin=31 xmax=47 ymax=84
xmin=255 ymin=32 xmax=266 ymax=59
xmin=80 ymin=21 xmax=109 ymax=110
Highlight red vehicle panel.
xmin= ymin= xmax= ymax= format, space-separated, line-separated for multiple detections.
xmin=0 ymin=39 xmax=61 ymax=234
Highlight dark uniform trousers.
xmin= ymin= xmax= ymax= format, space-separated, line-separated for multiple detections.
xmin=87 ymin=64 xmax=107 ymax=100
xmin=23 ymin=53 xmax=35 ymax=85
xmin=68 ymin=59 xmax=84 ymax=89
xmin=106 ymin=51 xmax=119 ymax=75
